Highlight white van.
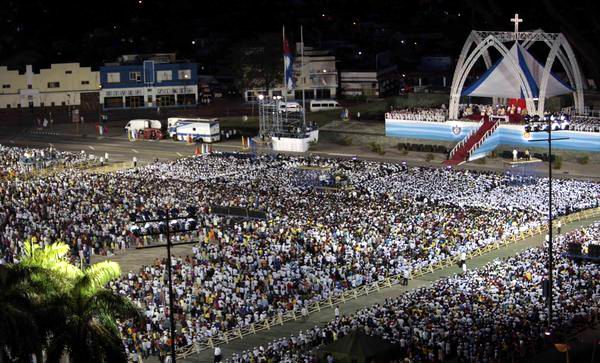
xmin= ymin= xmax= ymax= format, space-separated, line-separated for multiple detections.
xmin=309 ymin=100 xmax=341 ymax=112
xmin=125 ymin=119 xmax=162 ymax=133
xmin=278 ymin=102 xmax=303 ymax=113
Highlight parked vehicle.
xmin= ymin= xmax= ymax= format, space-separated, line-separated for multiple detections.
xmin=124 ymin=119 xmax=162 ymax=133
xmin=278 ymin=102 xmax=303 ymax=113
xmin=141 ymin=128 xmax=164 ymax=140
xmin=167 ymin=117 xmax=219 ymax=137
xmin=308 ymin=100 xmax=341 ymax=112
xmin=172 ymin=119 xmax=220 ymax=143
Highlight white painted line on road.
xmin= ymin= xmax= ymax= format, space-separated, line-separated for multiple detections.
xmin=9 ymin=140 xmax=15 ymax=144
xmin=48 ymin=143 xmax=54 ymax=147
xmin=88 ymin=145 xmax=95 ymax=150
xmin=326 ymin=153 xmax=357 ymax=157
xmin=132 ymin=149 xmax=139 ymax=154
xmin=213 ymin=144 xmax=240 ymax=148
xmin=176 ymin=152 xmax=183 ymax=157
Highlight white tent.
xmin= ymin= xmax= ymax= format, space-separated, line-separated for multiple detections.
xmin=462 ymin=43 xmax=573 ymax=99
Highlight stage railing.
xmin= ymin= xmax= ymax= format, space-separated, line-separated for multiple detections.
xmin=173 ymin=206 xmax=600 ymax=360
xmin=449 ymin=119 xmax=483 ymax=159
xmin=467 ymin=119 xmax=500 ymax=160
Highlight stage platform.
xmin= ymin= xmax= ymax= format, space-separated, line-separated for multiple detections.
xmin=504 ymin=158 xmax=543 ymax=166
xmin=385 ymin=119 xmax=600 ymax=158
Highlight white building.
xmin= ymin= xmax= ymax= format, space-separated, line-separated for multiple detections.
xmin=244 ymin=43 xmax=338 ymax=102
xmin=339 ymin=66 xmax=401 ymax=98
xmin=0 ymin=63 xmax=100 ymax=109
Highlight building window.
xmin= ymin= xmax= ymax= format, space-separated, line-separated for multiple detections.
xmin=156 ymin=70 xmax=173 ymax=82
xmin=48 ymin=82 xmax=60 ymax=88
xmin=2 ymin=84 xmax=9 ymax=89
xmin=28 ymin=85 xmax=32 ymax=89
xmin=104 ymin=97 xmax=124 ymax=109
xmin=61 ymin=102 xmax=66 ymax=106
xmin=51 ymin=102 xmax=55 ymax=107
xmin=157 ymin=95 xmax=176 ymax=107
xmin=65 ymin=70 xmax=72 ymax=74
xmin=40 ymin=102 xmax=44 ymax=107
xmin=316 ymin=89 xmax=331 ymax=99
xmin=178 ymin=69 xmax=191 ymax=80
xmin=129 ymin=72 xmax=141 ymax=82
xmin=6 ymin=104 xmax=10 ymax=108
xmin=177 ymin=94 xmax=195 ymax=106
xmin=272 ymin=90 xmax=282 ymax=97
xmin=81 ymin=80 xmax=90 ymax=85
xmin=107 ymin=72 xmax=121 ymax=83
xmin=125 ymin=96 xmax=144 ymax=108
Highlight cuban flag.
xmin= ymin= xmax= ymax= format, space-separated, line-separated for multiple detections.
xmin=283 ymin=36 xmax=294 ymax=91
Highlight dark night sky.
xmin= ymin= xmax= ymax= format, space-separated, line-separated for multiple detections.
xmin=1 ymin=0 xmax=599 ymax=81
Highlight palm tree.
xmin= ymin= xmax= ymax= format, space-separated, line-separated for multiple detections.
xmin=44 ymin=261 xmax=142 ymax=363
xmin=0 ymin=264 xmax=43 ymax=363
xmin=21 ymin=241 xmax=143 ymax=363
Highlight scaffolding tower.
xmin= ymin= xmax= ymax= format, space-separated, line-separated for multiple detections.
xmin=258 ymin=96 xmax=309 ymax=140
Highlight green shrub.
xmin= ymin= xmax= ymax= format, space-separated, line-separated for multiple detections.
xmin=425 ymin=153 xmax=434 ymax=162
xmin=339 ymin=136 xmax=353 ymax=146
xmin=577 ymin=155 xmax=589 ymax=165
xmin=368 ymin=142 xmax=386 ymax=155
xmin=553 ymin=155 xmax=562 ymax=169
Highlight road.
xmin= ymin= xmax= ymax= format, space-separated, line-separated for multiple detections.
xmin=0 ymin=131 xmax=245 ymax=165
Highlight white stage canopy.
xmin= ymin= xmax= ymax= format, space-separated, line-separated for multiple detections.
xmin=462 ymin=43 xmax=573 ymax=99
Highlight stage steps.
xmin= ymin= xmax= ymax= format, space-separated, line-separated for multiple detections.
xmin=444 ymin=119 xmax=500 ymax=166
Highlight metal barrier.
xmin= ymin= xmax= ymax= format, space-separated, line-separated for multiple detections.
xmin=173 ymin=207 xmax=600 ymax=360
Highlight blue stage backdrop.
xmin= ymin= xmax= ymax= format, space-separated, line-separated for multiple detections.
xmin=385 ymin=119 xmax=600 ymax=157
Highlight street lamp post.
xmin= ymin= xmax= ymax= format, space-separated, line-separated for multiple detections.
xmin=130 ymin=207 xmax=201 ymax=363
xmin=528 ymin=115 xmax=569 ymax=334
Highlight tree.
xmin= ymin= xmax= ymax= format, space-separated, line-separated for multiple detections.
xmin=44 ymin=261 xmax=142 ymax=363
xmin=0 ymin=265 xmax=44 ymax=363
xmin=19 ymin=242 xmax=143 ymax=363
xmin=230 ymin=33 xmax=285 ymax=94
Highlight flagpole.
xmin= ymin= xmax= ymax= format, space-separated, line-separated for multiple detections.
xmin=282 ymin=25 xmax=288 ymax=134
xmin=282 ymin=25 xmax=287 ymax=102
xmin=301 ymin=25 xmax=306 ymax=131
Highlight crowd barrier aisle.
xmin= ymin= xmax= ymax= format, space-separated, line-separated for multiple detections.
xmin=174 ymin=207 xmax=600 ymax=360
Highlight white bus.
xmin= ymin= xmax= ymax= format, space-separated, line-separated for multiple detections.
xmin=170 ymin=118 xmax=220 ymax=143
xmin=308 ymin=100 xmax=341 ymax=112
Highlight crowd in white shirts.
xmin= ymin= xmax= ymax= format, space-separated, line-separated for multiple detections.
xmin=0 ymin=144 xmax=93 ymax=178
xmin=1 ymin=147 xmax=599 ymax=362
xmin=386 ymin=108 xmax=448 ymax=122
xmin=230 ymin=223 xmax=600 ymax=363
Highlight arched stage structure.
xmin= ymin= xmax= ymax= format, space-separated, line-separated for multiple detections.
xmin=449 ymin=20 xmax=585 ymax=120
xmin=385 ymin=16 xmax=599 ymax=164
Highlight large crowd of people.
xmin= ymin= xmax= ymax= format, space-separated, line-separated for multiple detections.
xmin=1 ymin=146 xmax=599 ymax=361
xmin=0 ymin=144 xmax=93 ymax=179
xmin=230 ymin=223 xmax=600 ymax=362
xmin=386 ymin=108 xmax=448 ymax=122
xmin=569 ymin=116 xmax=600 ymax=133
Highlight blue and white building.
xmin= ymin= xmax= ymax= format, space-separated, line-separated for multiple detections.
xmin=99 ymin=58 xmax=197 ymax=109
